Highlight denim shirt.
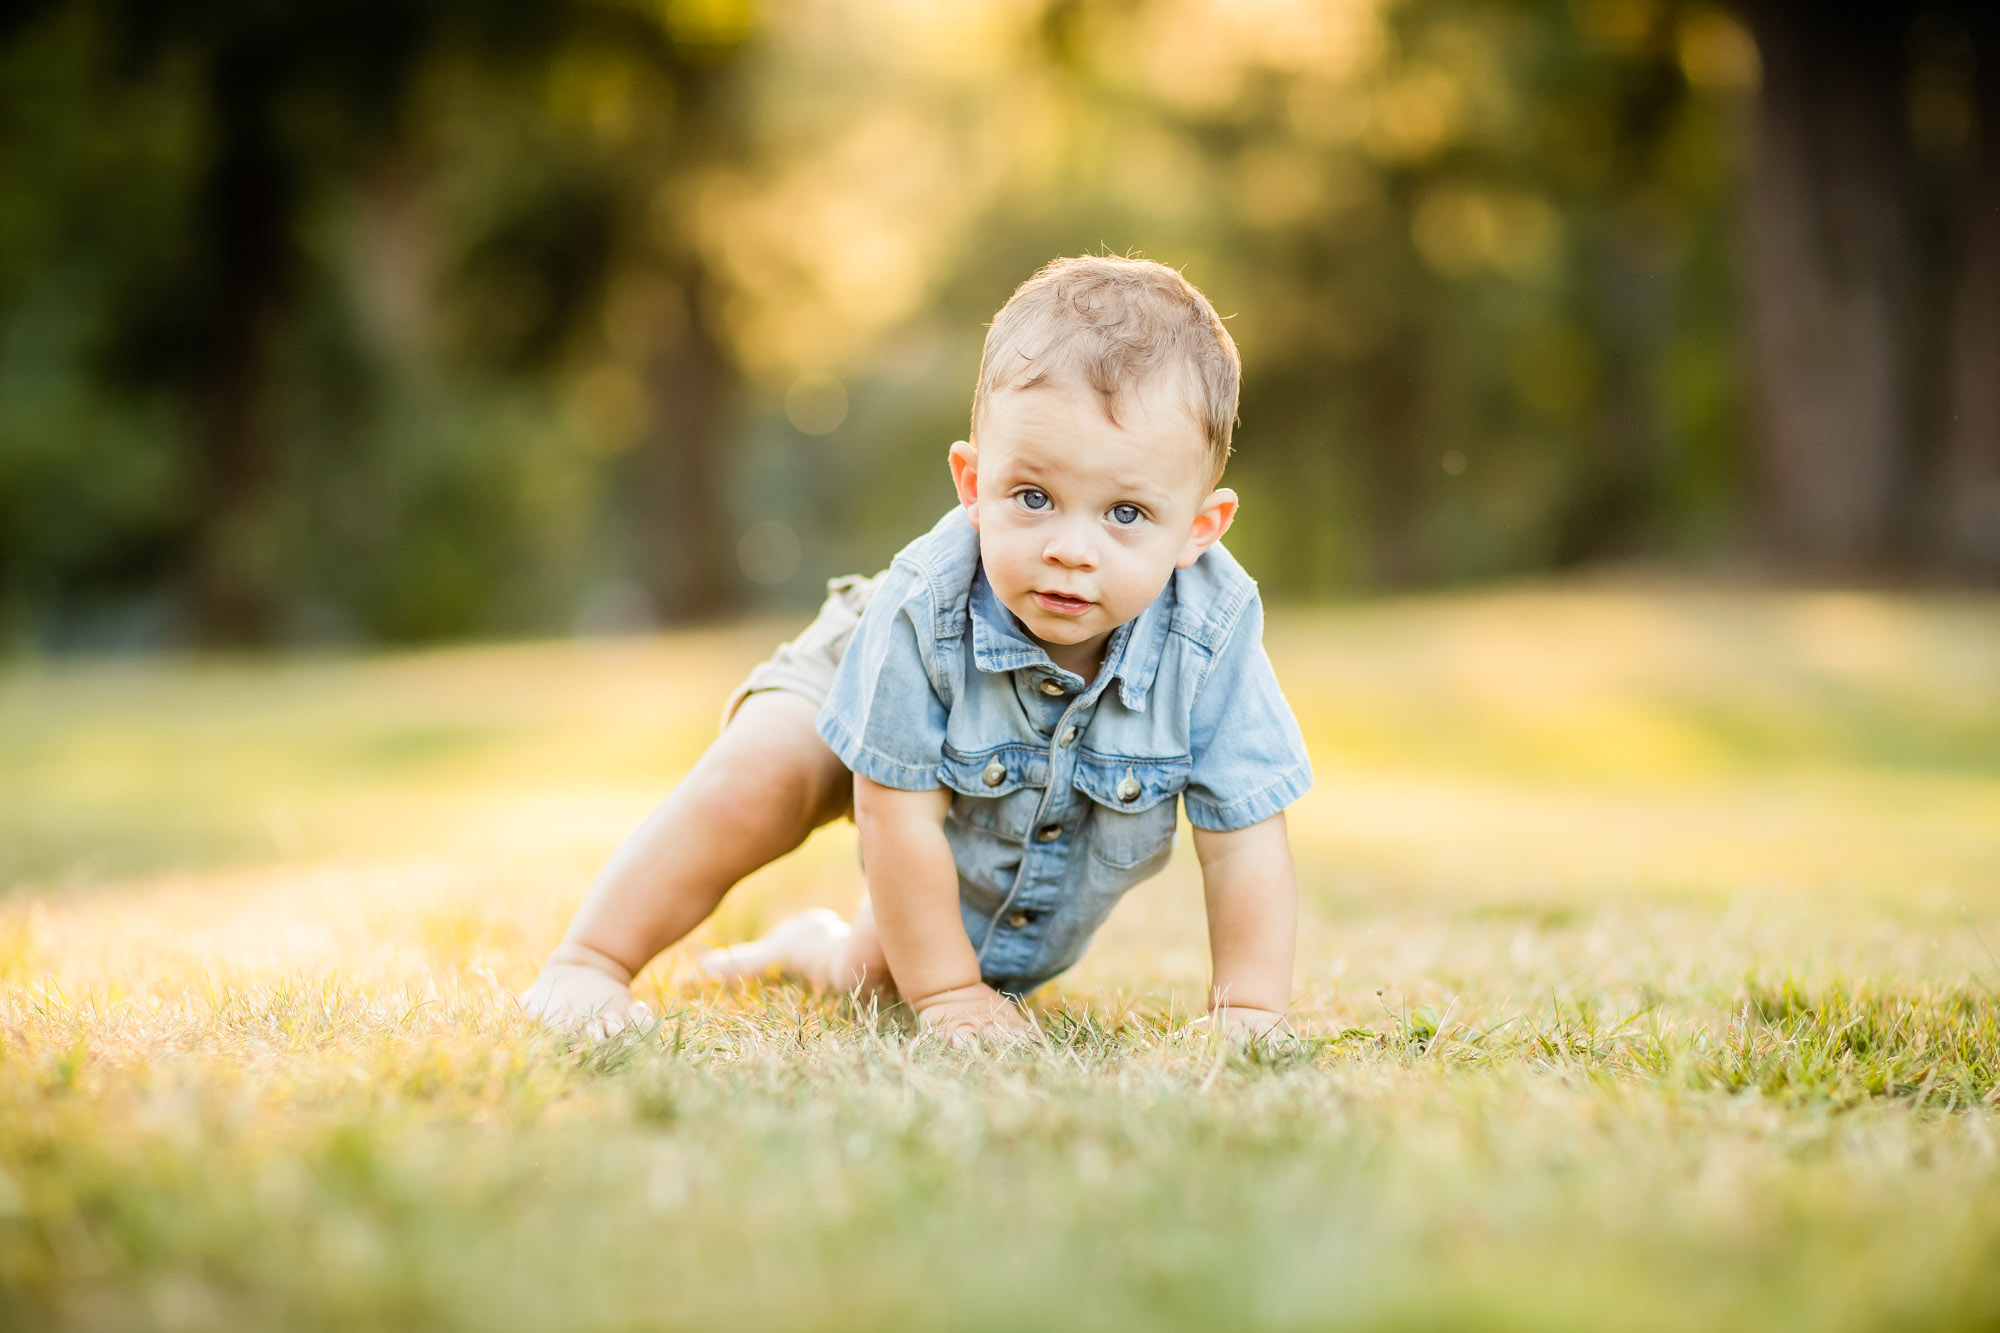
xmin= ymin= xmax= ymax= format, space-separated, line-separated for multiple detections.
xmin=817 ymin=507 xmax=1312 ymax=996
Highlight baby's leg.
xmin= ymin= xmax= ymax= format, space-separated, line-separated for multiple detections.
xmin=523 ymin=690 xmax=855 ymax=1027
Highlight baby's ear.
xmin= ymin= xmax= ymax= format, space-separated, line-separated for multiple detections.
xmin=947 ymin=440 xmax=981 ymax=527
xmin=1176 ymin=487 xmax=1238 ymax=568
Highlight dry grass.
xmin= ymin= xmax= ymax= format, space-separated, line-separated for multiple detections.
xmin=2 ymin=587 xmax=1998 ymax=1331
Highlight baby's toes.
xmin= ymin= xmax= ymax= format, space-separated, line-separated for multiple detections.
xmin=694 ymin=944 xmax=756 ymax=981
xmin=697 ymin=909 xmax=850 ymax=983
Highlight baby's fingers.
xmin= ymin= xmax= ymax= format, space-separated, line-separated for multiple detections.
xmin=561 ymin=1000 xmax=635 ymax=1042
xmin=590 ymin=1000 xmax=654 ymax=1039
xmin=964 ymin=1018 xmax=1037 ymax=1051
xmin=929 ymin=1016 xmax=991 ymax=1051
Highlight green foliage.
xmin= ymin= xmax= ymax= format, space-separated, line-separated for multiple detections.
xmin=0 ymin=0 xmax=750 ymax=645
xmin=0 ymin=0 xmax=1772 ymax=648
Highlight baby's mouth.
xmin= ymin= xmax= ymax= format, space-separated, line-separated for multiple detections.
xmin=1033 ymin=590 xmax=1093 ymax=616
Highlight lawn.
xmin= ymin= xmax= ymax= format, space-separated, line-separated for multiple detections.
xmin=3 ymin=586 xmax=1999 ymax=1332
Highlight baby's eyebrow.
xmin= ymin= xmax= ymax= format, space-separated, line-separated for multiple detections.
xmin=1103 ymin=477 xmax=1174 ymax=504
xmin=992 ymin=448 xmax=1174 ymax=504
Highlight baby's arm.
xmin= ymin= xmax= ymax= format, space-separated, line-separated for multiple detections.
xmin=853 ymin=776 xmax=1030 ymax=1044
xmin=1191 ymin=811 xmax=1298 ymax=1039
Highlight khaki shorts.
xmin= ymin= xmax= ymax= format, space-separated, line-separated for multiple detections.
xmin=721 ymin=573 xmax=884 ymax=731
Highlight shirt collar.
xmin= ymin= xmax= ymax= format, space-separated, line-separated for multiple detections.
xmin=967 ymin=565 xmax=1173 ymax=711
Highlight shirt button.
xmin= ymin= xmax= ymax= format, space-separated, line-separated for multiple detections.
xmin=1059 ymin=726 xmax=1078 ymax=748
xmin=982 ymin=760 xmax=1007 ymax=787
xmin=1038 ymin=679 xmax=1065 ymax=697
xmin=1036 ymin=823 xmax=1062 ymax=842
xmin=1007 ymin=910 xmax=1032 ymax=929
xmin=1117 ymin=775 xmax=1142 ymax=802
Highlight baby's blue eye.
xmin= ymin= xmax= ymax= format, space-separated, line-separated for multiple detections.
xmin=1019 ymin=489 xmax=1051 ymax=511
xmin=1110 ymin=503 xmax=1143 ymax=526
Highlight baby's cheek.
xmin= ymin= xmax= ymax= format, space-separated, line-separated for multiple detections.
xmin=982 ymin=544 xmax=1033 ymax=598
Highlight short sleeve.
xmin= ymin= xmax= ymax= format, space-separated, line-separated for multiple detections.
xmin=815 ymin=563 xmax=950 ymax=790
xmin=1182 ymin=593 xmax=1313 ymax=831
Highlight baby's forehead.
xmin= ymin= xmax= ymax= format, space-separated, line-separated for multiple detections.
xmin=1021 ymin=448 xmax=1183 ymax=500
xmin=985 ymin=374 xmax=1206 ymax=449
xmin=996 ymin=362 xmax=1196 ymax=417
xmin=982 ymin=386 xmax=1209 ymax=491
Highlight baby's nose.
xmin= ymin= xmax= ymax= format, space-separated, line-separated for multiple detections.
xmin=1044 ymin=526 xmax=1097 ymax=567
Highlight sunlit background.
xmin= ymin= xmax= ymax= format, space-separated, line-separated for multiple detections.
xmin=3 ymin=0 xmax=1994 ymax=653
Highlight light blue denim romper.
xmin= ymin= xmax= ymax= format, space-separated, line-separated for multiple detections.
xmin=817 ymin=507 xmax=1313 ymax=996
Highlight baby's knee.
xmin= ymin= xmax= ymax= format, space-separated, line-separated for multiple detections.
xmin=694 ymin=709 xmax=850 ymax=830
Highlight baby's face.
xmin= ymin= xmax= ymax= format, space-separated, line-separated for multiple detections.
xmin=950 ymin=379 xmax=1236 ymax=675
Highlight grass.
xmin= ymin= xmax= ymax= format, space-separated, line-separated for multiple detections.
xmin=2 ymin=585 xmax=1999 ymax=1331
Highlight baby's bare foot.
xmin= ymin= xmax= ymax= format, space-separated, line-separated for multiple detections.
xmin=697 ymin=909 xmax=851 ymax=989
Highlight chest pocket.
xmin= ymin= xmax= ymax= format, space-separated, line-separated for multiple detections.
xmin=938 ymin=744 xmax=1050 ymax=842
xmin=1073 ymin=751 xmax=1190 ymax=872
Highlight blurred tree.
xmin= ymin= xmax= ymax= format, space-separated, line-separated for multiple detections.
xmin=2 ymin=0 xmax=1990 ymax=656
xmin=1739 ymin=0 xmax=1999 ymax=573
xmin=19 ymin=0 xmax=477 ymax=642
xmin=0 ymin=0 xmax=754 ymax=645
xmin=941 ymin=0 xmax=1751 ymax=591
xmin=1941 ymin=8 xmax=2000 ymax=571
xmin=613 ymin=16 xmax=754 ymax=623
xmin=154 ymin=4 xmax=425 ymax=641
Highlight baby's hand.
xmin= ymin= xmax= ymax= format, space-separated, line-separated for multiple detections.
xmin=1190 ymin=1004 xmax=1289 ymax=1043
xmin=519 ymin=946 xmax=653 ymax=1039
xmin=914 ymin=983 xmax=1034 ymax=1049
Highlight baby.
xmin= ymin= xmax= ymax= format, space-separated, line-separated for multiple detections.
xmin=521 ymin=256 xmax=1312 ymax=1044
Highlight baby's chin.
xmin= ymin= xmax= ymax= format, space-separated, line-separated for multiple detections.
xmin=1021 ymin=618 xmax=1097 ymax=647
xmin=997 ymin=595 xmax=1086 ymax=639
xmin=1010 ymin=600 xmax=1140 ymax=648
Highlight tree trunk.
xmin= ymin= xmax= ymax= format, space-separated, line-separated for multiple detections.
xmin=187 ymin=42 xmax=294 ymax=644
xmin=632 ymin=56 xmax=745 ymax=624
xmin=1360 ymin=327 xmax=1427 ymax=587
xmin=1554 ymin=10 xmax=1682 ymax=566
xmin=1936 ymin=14 xmax=2000 ymax=573
xmin=636 ymin=266 xmax=737 ymax=621
xmin=1741 ymin=0 xmax=1918 ymax=568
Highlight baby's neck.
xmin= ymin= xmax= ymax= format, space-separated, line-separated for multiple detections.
xmin=1033 ymin=628 xmax=1112 ymax=682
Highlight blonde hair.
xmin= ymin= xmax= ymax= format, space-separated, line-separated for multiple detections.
xmin=971 ymin=255 xmax=1240 ymax=484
